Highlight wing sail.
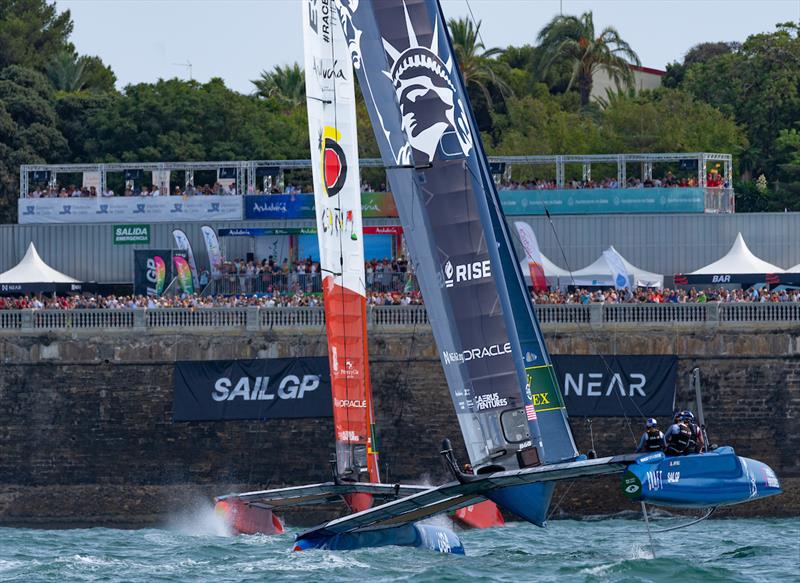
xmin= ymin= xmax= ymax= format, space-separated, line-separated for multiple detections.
xmin=333 ymin=0 xmax=545 ymax=474
xmin=303 ymin=0 xmax=379 ymax=486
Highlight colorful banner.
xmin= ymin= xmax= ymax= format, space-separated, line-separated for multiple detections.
xmin=172 ymin=228 xmax=200 ymax=290
xmin=514 ymin=221 xmax=547 ymax=292
xmin=243 ymin=193 xmax=398 ymax=220
xmin=172 ymin=254 xmax=194 ymax=294
xmin=201 ymin=225 xmax=224 ymax=278
xmin=173 ymin=356 xmax=333 ymax=421
xmin=133 ymin=249 xmax=171 ymax=296
xmin=19 ymin=196 xmax=243 ymax=224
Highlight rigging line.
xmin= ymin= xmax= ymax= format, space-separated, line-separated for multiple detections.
xmin=464 ymin=0 xmax=487 ymax=52
xmin=533 ymin=192 xmax=639 ymax=445
xmin=546 ymin=480 xmax=575 ymax=521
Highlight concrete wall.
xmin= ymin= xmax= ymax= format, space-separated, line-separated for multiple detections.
xmin=0 ymin=325 xmax=797 ymax=526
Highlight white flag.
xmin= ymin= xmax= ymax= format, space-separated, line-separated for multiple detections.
xmin=603 ymin=248 xmax=632 ymax=291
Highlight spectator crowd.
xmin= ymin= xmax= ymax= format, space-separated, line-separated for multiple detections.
xmin=1 ymin=286 xmax=797 ymax=312
xmin=499 ymin=170 xmax=730 ymax=191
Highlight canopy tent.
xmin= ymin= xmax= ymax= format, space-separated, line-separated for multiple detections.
xmin=0 ymin=242 xmax=81 ymax=293
xmin=674 ymin=233 xmax=784 ymax=286
xmin=519 ymin=251 xmax=572 ymax=286
xmin=786 ymin=263 xmax=800 ymax=273
xmin=570 ymin=246 xmax=664 ymax=288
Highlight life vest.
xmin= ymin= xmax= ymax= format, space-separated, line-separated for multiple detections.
xmin=645 ymin=428 xmax=664 ymax=451
xmin=686 ymin=422 xmax=699 ymax=453
xmin=667 ymin=422 xmax=692 ymax=454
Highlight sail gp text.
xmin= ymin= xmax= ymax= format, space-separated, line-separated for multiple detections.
xmin=212 ymin=375 xmax=320 ymax=401
xmin=442 ymin=342 xmax=512 ymax=365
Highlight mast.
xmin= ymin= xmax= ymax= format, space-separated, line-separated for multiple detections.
xmin=303 ymin=0 xmax=380 ymax=505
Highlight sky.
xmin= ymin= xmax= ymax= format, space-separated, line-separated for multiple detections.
xmin=56 ymin=0 xmax=800 ymax=94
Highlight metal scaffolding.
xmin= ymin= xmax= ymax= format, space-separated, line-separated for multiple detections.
xmin=21 ymin=152 xmax=733 ymax=196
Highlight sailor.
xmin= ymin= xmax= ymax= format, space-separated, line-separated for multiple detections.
xmin=664 ymin=414 xmax=692 ymax=456
xmin=635 ymin=418 xmax=666 ymax=453
xmin=681 ymin=410 xmax=705 ymax=453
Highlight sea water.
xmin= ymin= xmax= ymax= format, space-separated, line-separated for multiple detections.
xmin=0 ymin=516 xmax=797 ymax=582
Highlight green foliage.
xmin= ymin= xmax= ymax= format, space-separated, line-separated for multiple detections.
xmin=0 ymin=65 xmax=68 ymax=222
xmin=252 ymin=63 xmax=305 ymax=109
xmin=535 ymin=11 xmax=640 ymax=106
xmin=56 ymin=78 xmax=309 ymax=164
xmin=448 ymin=18 xmax=511 ymax=107
xmin=0 ymin=0 xmax=74 ymax=71
xmin=0 ymin=5 xmax=797 ymax=222
xmin=47 ymin=51 xmax=116 ymax=93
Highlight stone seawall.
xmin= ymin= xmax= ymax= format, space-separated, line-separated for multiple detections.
xmin=0 ymin=325 xmax=797 ymax=527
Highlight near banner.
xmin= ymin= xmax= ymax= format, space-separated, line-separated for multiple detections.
xmin=173 ymin=356 xmax=332 ymax=421
xmin=552 ymin=355 xmax=677 ymax=417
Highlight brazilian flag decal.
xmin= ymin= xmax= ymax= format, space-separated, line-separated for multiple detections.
xmin=525 ymin=365 xmax=566 ymax=413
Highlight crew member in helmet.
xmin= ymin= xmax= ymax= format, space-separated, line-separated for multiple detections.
xmin=681 ymin=410 xmax=705 ymax=453
xmin=635 ymin=418 xmax=666 ymax=453
xmin=664 ymin=413 xmax=692 ymax=456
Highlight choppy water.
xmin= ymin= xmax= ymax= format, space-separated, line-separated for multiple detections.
xmin=1 ymin=509 xmax=797 ymax=582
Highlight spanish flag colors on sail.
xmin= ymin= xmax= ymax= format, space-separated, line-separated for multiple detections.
xmin=302 ymin=0 xmax=379 ymax=509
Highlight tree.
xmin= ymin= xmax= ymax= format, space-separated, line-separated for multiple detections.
xmin=535 ymin=11 xmax=640 ymax=106
xmin=679 ymin=22 xmax=800 ymax=195
xmin=0 ymin=0 xmax=74 ymax=71
xmin=252 ymin=64 xmax=305 ymax=109
xmin=663 ymin=41 xmax=740 ymax=88
xmin=0 ymin=65 xmax=68 ymax=222
xmin=46 ymin=52 xmax=116 ymax=93
xmin=448 ymin=18 xmax=511 ymax=108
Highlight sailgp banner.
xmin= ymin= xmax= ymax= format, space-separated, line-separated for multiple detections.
xmin=552 ymin=355 xmax=677 ymax=417
xmin=18 ymin=196 xmax=243 ymax=224
xmin=173 ymin=356 xmax=333 ymax=421
xmin=133 ymin=249 xmax=172 ymax=296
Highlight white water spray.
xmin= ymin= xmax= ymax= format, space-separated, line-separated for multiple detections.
xmin=165 ymin=498 xmax=233 ymax=537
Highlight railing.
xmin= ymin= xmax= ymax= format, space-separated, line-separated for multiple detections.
xmin=146 ymin=308 xmax=247 ymax=328
xmin=34 ymin=309 xmax=135 ymax=330
xmin=720 ymin=303 xmax=800 ymax=323
xmin=0 ymin=303 xmax=797 ymax=333
xmin=604 ymin=303 xmax=709 ymax=324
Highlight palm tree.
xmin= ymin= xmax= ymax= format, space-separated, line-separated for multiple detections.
xmin=448 ymin=18 xmax=512 ymax=108
xmin=47 ymin=52 xmax=87 ymax=93
xmin=535 ymin=11 xmax=640 ymax=106
xmin=252 ymin=63 xmax=305 ymax=108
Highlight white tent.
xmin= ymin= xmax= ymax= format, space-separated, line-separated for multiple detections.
xmin=785 ymin=263 xmax=800 ymax=273
xmin=519 ymin=252 xmax=572 ymax=285
xmin=690 ymin=233 xmax=783 ymax=275
xmin=0 ymin=242 xmax=79 ymax=284
xmin=570 ymin=246 xmax=664 ymax=288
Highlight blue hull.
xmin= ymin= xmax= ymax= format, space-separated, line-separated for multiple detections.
xmin=293 ymin=523 xmax=465 ymax=554
xmin=622 ymin=447 xmax=782 ymax=508
xmin=486 ymin=481 xmax=554 ymax=526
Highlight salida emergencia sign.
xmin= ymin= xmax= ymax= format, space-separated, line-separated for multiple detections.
xmin=113 ymin=224 xmax=150 ymax=244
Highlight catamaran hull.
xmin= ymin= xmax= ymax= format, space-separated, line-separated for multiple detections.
xmin=214 ymin=498 xmax=284 ymax=535
xmin=453 ymin=500 xmax=505 ymax=529
xmin=486 ymin=481 xmax=554 ymax=526
xmin=622 ymin=447 xmax=782 ymax=508
xmin=293 ymin=523 xmax=465 ymax=554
